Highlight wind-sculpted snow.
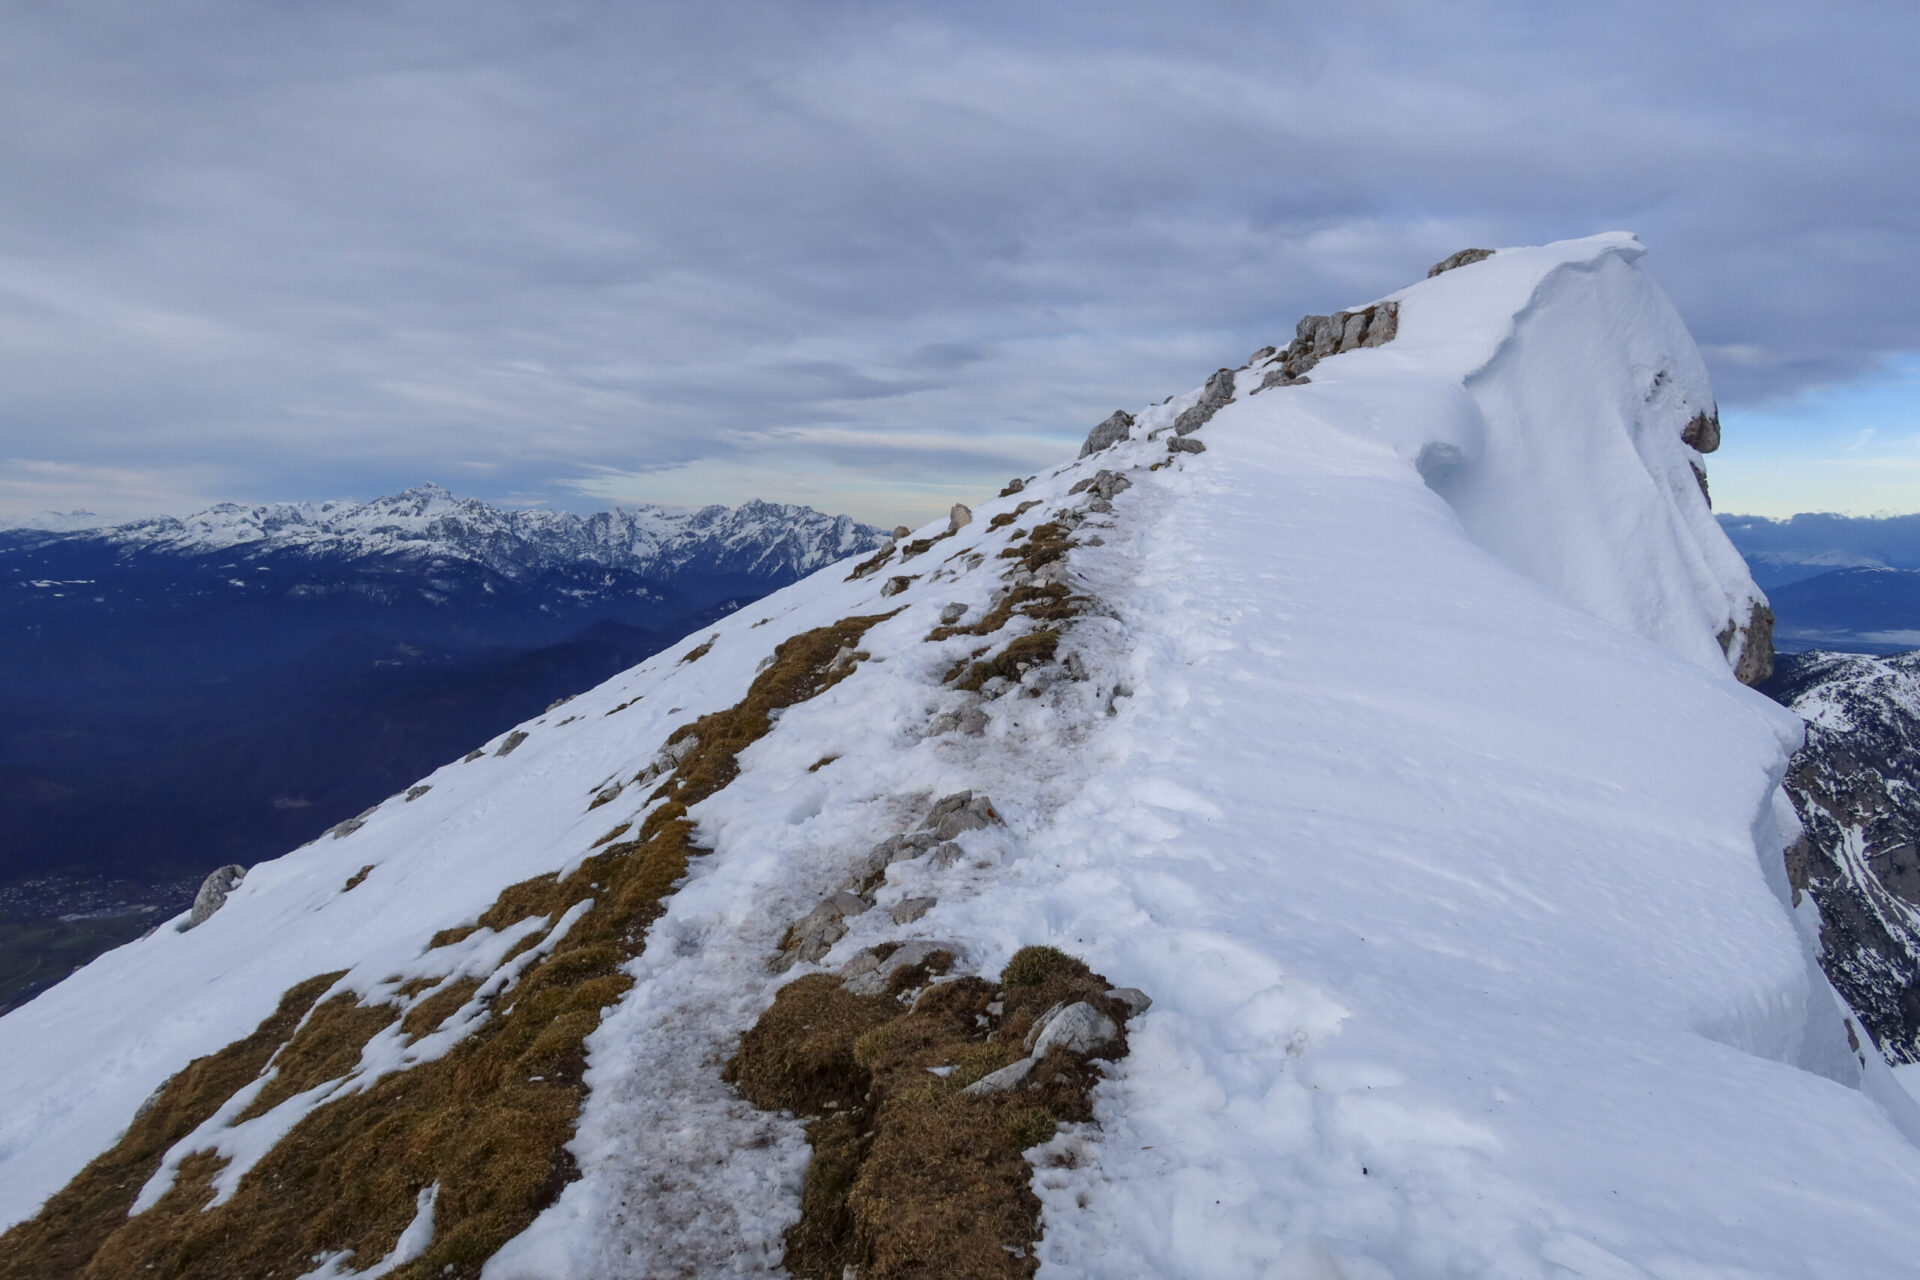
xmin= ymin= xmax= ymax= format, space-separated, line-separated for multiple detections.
xmin=5 ymin=236 xmax=1920 ymax=1277
xmin=5 ymin=486 xmax=882 ymax=585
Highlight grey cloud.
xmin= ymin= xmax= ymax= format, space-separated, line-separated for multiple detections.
xmin=0 ymin=0 xmax=1915 ymax=520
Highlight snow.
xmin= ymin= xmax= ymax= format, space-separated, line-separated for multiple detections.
xmin=5 ymin=234 xmax=1920 ymax=1275
xmin=0 ymin=483 xmax=882 ymax=582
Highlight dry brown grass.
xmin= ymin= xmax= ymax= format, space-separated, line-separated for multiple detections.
xmin=679 ymin=635 xmax=716 ymax=663
xmin=950 ymin=630 xmax=1061 ymax=693
xmin=731 ymin=949 xmax=1133 ymax=1280
xmin=342 ymin=864 xmax=374 ymax=892
xmin=2 ymin=610 xmax=902 ymax=1279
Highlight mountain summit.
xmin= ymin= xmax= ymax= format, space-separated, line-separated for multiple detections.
xmin=4 ymin=236 xmax=1916 ymax=1278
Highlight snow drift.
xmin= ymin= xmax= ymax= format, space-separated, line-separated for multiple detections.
xmin=4 ymin=234 xmax=1918 ymax=1278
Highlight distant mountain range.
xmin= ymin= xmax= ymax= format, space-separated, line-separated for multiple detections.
xmin=1720 ymin=513 xmax=1920 ymax=653
xmin=0 ymin=488 xmax=885 ymax=983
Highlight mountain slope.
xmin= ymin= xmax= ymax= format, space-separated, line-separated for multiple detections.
xmin=1767 ymin=649 xmax=1920 ymax=1063
xmin=5 ymin=236 xmax=1919 ymax=1278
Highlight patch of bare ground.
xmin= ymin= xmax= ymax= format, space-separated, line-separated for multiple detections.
xmin=730 ymin=947 xmax=1134 ymax=1280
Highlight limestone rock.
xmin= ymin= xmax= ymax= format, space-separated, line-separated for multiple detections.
xmin=1174 ymin=368 xmax=1238 ymax=436
xmin=919 ymin=790 xmax=999 ymax=840
xmin=841 ymin=940 xmax=961 ymax=995
xmin=892 ymin=896 xmax=936 ymax=925
xmin=495 ymin=729 xmax=529 ymax=757
xmin=1719 ymin=601 xmax=1776 ymax=687
xmin=960 ymin=1057 xmax=1035 ymax=1097
xmin=1079 ymin=410 xmax=1136 ymax=458
xmin=1169 ymin=437 xmax=1206 ymax=454
xmin=1000 ymin=477 xmax=1026 ymax=495
xmin=892 ymin=525 xmax=911 ymax=539
xmin=881 ymin=575 xmax=913 ymax=597
xmin=939 ymin=602 xmax=967 ymax=625
xmin=1427 ymin=247 xmax=1495 ymax=277
xmin=185 ymin=865 xmax=246 ymax=930
xmin=1030 ymin=1001 xmax=1119 ymax=1057
xmin=948 ymin=504 xmax=973 ymax=534
xmin=1106 ymin=987 xmax=1152 ymax=1016
xmin=789 ymin=891 xmax=872 ymax=963
xmin=405 ymin=785 xmax=432 ymax=802
xmin=958 ymin=707 xmax=989 ymax=736
xmin=1682 ymin=409 xmax=1721 ymax=454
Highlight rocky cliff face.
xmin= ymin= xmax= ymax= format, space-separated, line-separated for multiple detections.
xmin=1769 ymin=649 xmax=1920 ymax=1062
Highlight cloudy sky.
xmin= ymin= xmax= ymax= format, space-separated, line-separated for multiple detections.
xmin=1 ymin=0 xmax=1915 ymax=527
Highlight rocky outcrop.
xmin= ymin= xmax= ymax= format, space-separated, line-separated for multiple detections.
xmin=1682 ymin=409 xmax=1722 ymax=454
xmin=1768 ymin=649 xmax=1920 ymax=1062
xmin=1428 ymin=247 xmax=1495 ymax=277
xmin=185 ymin=865 xmax=246 ymax=930
xmin=1079 ymin=410 xmax=1136 ymax=458
xmin=1254 ymin=300 xmax=1401 ymax=390
xmin=1719 ymin=601 xmax=1776 ymax=686
xmin=1174 ymin=368 xmax=1240 ymax=436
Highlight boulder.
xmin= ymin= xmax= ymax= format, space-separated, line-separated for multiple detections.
xmin=1720 ymin=602 xmax=1776 ymax=687
xmin=1682 ymin=409 xmax=1721 ymax=454
xmin=185 ymin=865 xmax=246 ymax=930
xmin=919 ymin=791 xmax=999 ymax=840
xmin=881 ymin=575 xmax=913 ymax=597
xmin=1030 ymin=1002 xmax=1120 ymax=1057
xmin=939 ymin=602 xmax=968 ymax=625
xmin=960 ymin=1057 xmax=1035 ymax=1097
xmin=1106 ymin=986 xmax=1153 ymax=1016
xmin=948 ymin=503 xmax=973 ymax=534
xmin=1079 ymin=410 xmax=1137 ymax=458
xmin=891 ymin=896 xmax=936 ymax=925
xmin=1168 ymin=437 xmax=1206 ymax=454
xmin=789 ymin=891 xmax=872 ymax=963
xmin=495 ymin=729 xmax=529 ymax=757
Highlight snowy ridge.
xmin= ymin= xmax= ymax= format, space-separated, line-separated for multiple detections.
xmin=3 ymin=485 xmax=883 ymax=584
xmin=5 ymin=236 xmax=1920 ymax=1276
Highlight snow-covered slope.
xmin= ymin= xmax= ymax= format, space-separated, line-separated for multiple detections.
xmin=4 ymin=485 xmax=881 ymax=585
xmin=6 ymin=235 xmax=1918 ymax=1278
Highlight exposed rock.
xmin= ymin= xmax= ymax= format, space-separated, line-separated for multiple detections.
xmin=919 ymin=790 xmax=1000 ymax=840
xmin=1087 ymin=498 xmax=1113 ymax=514
xmin=1691 ymin=459 xmax=1711 ymax=506
xmin=881 ymin=575 xmax=913 ymax=598
xmin=929 ymin=841 xmax=966 ymax=868
xmin=1029 ymin=1001 xmax=1119 ymax=1057
xmin=1768 ymin=650 xmax=1920 ymax=1062
xmin=892 ymin=525 xmax=911 ymax=539
xmin=1091 ymin=469 xmax=1131 ymax=501
xmin=185 ymin=865 xmax=246 ymax=930
xmin=939 ymin=602 xmax=968 ymax=625
xmin=1106 ymin=986 xmax=1153 ymax=1016
xmin=1169 ymin=437 xmax=1207 ymax=454
xmin=495 ymin=729 xmax=529 ymax=757
xmin=327 ymin=807 xmax=375 ymax=839
xmin=789 ymin=891 xmax=872 ymax=962
xmin=1174 ymin=368 xmax=1238 ymax=436
xmin=958 ymin=707 xmax=989 ymax=736
xmin=892 ymin=896 xmax=937 ymax=925
xmin=960 ymin=1056 xmax=1035 ymax=1097
xmin=462 ymin=748 xmax=485 ymax=762
xmin=1250 ymin=345 xmax=1278 ymax=363
xmin=1000 ymin=477 xmax=1026 ymax=495
xmin=948 ymin=504 xmax=973 ymax=535
xmin=1427 ymin=247 xmax=1495 ymax=277
xmin=405 ymin=785 xmax=432 ymax=801
xmin=1079 ymin=410 xmax=1136 ymax=458
xmin=589 ymin=782 xmax=624 ymax=809
xmin=1718 ymin=602 xmax=1776 ymax=686
xmin=1683 ymin=409 xmax=1722 ymax=454
xmin=841 ymin=940 xmax=963 ymax=995
xmin=1256 ymin=368 xmax=1310 ymax=392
